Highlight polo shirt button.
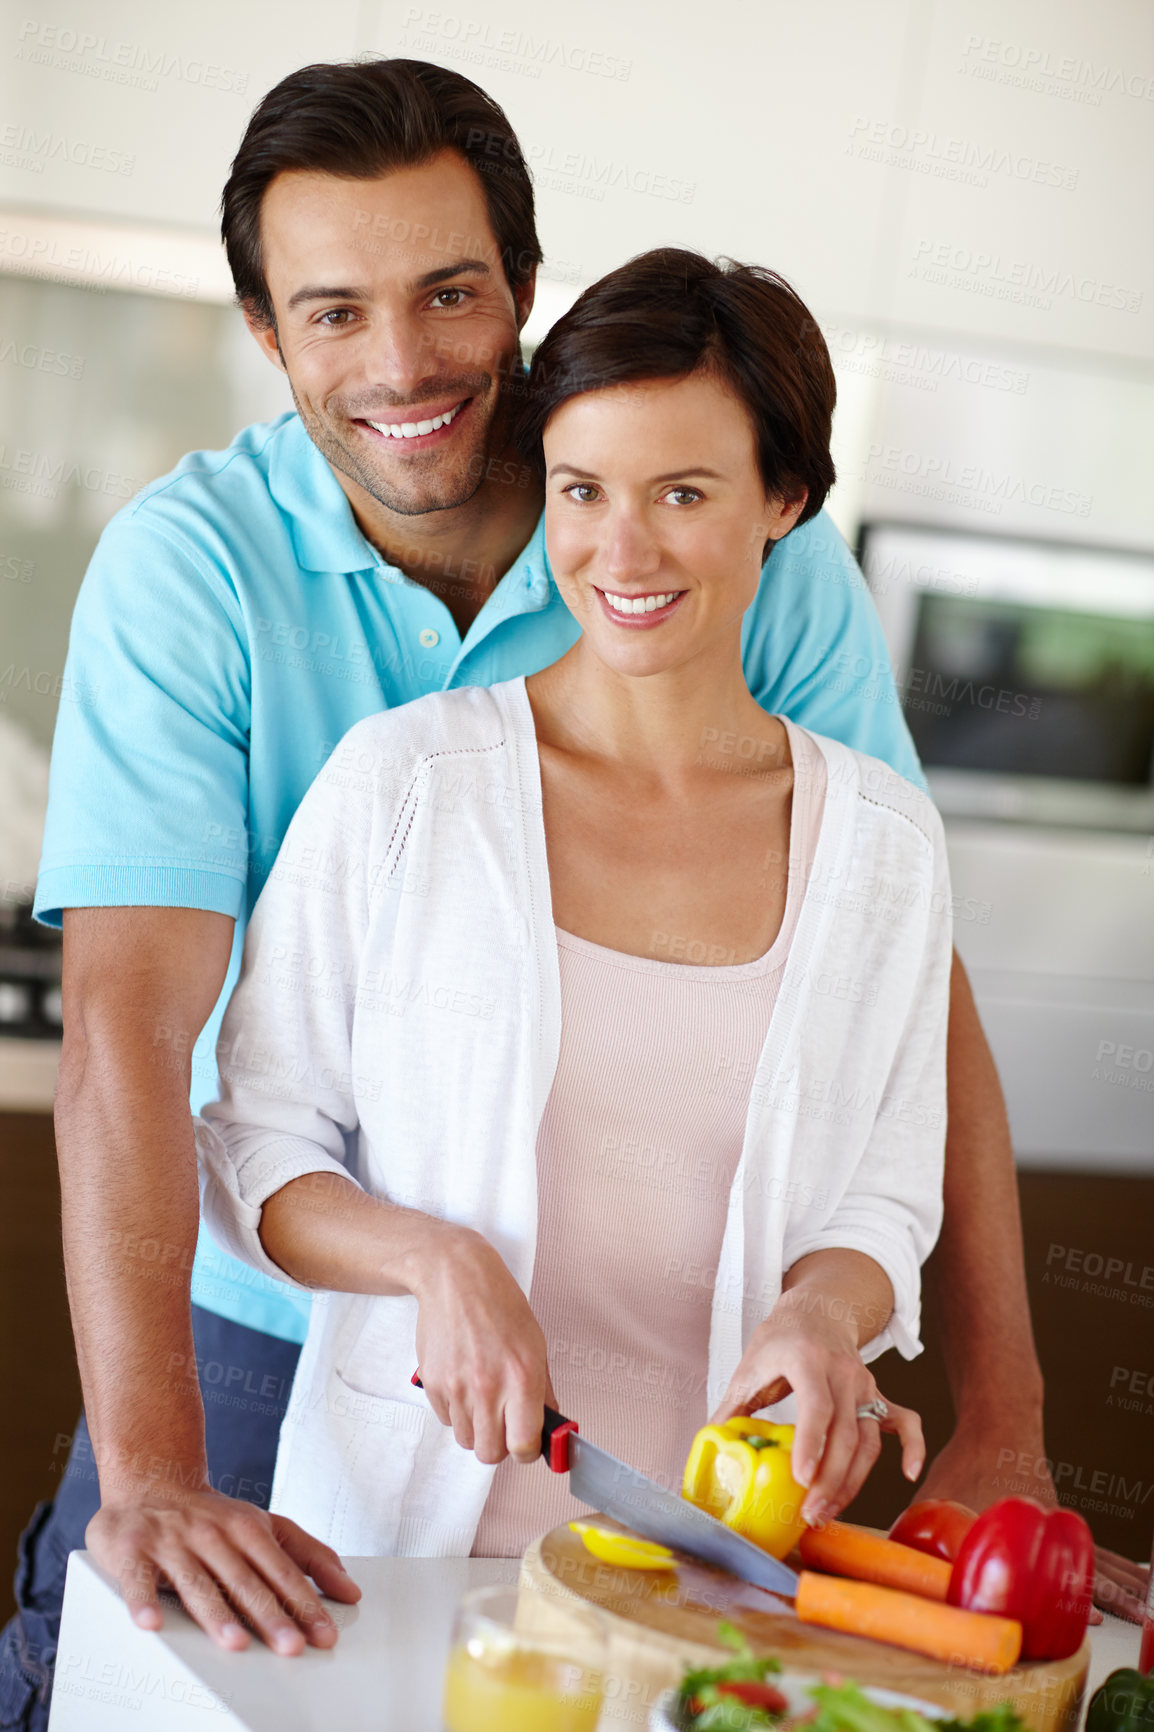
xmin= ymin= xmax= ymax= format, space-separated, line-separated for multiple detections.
xmin=418 ymin=627 xmax=440 ymax=648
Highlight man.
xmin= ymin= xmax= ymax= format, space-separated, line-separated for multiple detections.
xmin=5 ymin=53 xmax=1122 ymax=1732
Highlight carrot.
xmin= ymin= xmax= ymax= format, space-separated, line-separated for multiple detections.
xmin=799 ymin=1520 xmax=953 ymax=1601
xmin=796 ymin=1570 xmax=1023 ymax=1675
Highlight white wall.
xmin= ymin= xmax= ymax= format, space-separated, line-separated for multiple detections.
xmin=0 ymin=0 xmax=1148 ymax=350
xmin=2 ymin=0 xmax=1152 ymax=1163
xmin=3 ymin=0 xmax=1151 ymax=549
xmin=837 ymin=338 xmax=1154 ymax=550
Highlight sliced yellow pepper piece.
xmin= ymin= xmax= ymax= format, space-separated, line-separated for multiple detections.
xmin=682 ymin=1418 xmax=807 ymax=1559
xmin=569 ymin=1521 xmax=678 ymax=1571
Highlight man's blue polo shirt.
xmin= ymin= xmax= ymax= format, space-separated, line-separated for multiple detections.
xmin=36 ymin=411 xmax=925 ymax=1345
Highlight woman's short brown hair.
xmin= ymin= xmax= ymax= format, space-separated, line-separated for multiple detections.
xmin=221 ymin=57 xmax=541 ymax=328
xmin=517 ymin=248 xmax=836 ymax=526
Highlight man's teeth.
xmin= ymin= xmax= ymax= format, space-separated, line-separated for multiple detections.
xmin=604 ymin=591 xmax=682 ymax=615
xmin=367 ymin=402 xmax=464 ymax=439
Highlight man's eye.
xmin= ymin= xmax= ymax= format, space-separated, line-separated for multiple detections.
xmin=431 ymin=288 xmax=468 ymax=308
xmin=318 ymin=308 xmax=355 ymax=327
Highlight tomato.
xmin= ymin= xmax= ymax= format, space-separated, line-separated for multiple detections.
xmin=888 ymin=1498 xmax=977 ymax=1563
xmin=715 ymin=1680 xmax=789 ymax=1712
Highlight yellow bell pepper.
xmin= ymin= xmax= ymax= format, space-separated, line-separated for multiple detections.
xmin=682 ymin=1418 xmax=807 ymax=1559
xmin=569 ymin=1521 xmax=677 ymax=1571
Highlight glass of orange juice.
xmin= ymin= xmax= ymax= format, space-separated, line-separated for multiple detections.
xmin=442 ymin=1583 xmax=605 ymax=1732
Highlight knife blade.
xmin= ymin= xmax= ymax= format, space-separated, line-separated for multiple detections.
xmin=542 ymin=1407 xmax=800 ymax=1599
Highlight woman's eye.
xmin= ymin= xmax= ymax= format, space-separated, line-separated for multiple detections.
xmin=564 ymin=484 xmax=600 ymax=503
xmin=665 ymin=486 xmax=702 ymax=506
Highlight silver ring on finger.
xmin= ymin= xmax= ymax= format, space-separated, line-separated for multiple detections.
xmin=855 ymin=1398 xmax=890 ymax=1423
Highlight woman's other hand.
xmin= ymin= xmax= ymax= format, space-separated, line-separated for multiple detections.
xmin=709 ymin=1251 xmax=925 ymax=1524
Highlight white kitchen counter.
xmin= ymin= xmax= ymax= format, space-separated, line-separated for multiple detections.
xmin=48 ymin=1550 xmax=1142 ymax=1732
xmin=49 ymin=1553 xmax=518 ymax=1731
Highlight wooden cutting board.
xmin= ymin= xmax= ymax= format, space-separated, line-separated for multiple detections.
xmin=518 ymin=1522 xmax=1089 ymax=1732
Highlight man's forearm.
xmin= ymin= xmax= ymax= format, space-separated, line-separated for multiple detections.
xmin=55 ymin=905 xmax=236 ymax=1501
xmin=53 ymin=909 xmax=360 ymax=1649
xmin=928 ymin=951 xmax=1044 ymax=1434
xmin=56 ymin=1028 xmax=208 ymax=1497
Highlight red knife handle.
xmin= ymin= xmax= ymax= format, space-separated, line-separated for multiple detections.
xmin=540 ymin=1406 xmax=579 ymax=1474
xmin=411 ymin=1373 xmax=578 ymax=1473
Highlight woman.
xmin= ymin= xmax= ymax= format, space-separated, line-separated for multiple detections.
xmin=197 ymin=248 xmax=952 ymax=1559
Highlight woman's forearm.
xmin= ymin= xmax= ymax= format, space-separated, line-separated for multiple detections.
xmin=259 ymin=1172 xmax=555 ymax=1459
xmin=258 ymin=1171 xmax=458 ymax=1297
xmin=780 ymin=1248 xmax=896 ymax=1353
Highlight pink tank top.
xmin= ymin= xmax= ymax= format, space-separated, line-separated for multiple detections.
xmin=471 ymin=720 xmax=826 ymax=1557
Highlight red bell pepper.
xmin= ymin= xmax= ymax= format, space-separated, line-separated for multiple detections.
xmin=947 ymin=1496 xmax=1093 ymax=1662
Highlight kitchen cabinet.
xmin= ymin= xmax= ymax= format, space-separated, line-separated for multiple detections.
xmin=0 ymin=1109 xmax=80 ymax=1622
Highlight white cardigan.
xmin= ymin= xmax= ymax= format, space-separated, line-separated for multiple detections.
xmin=196 ymin=677 xmax=952 ymax=1557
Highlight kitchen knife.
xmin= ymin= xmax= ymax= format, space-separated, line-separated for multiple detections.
xmin=540 ymin=1406 xmax=800 ymax=1599
xmin=410 ymin=1376 xmax=798 ymax=1600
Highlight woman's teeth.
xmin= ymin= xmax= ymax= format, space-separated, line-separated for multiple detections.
xmin=366 ymin=402 xmax=464 ymax=439
xmin=604 ymin=590 xmax=682 ymax=615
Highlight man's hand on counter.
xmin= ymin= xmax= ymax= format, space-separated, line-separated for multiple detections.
xmin=87 ymin=1484 xmax=362 ymax=1652
xmin=1090 ymin=1550 xmax=1150 ymax=1624
xmin=915 ymin=1418 xmax=1057 ymax=1515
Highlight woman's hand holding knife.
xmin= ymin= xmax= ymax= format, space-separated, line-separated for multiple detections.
xmin=410 ymin=1225 xmax=556 ymax=1464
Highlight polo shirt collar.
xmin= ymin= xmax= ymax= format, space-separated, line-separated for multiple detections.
xmin=268 ymin=413 xmax=383 ymax=576
xmin=489 ymin=510 xmax=552 ymax=613
xmin=267 ymin=412 xmax=558 ymax=622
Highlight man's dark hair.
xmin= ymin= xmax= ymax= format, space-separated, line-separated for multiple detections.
xmin=517 ymin=248 xmax=836 ymax=525
xmin=221 ymin=57 xmax=541 ymax=327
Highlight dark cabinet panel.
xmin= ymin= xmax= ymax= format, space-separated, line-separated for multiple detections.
xmin=849 ymin=1171 xmax=1154 ymax=1569
xmin=0 ymin=1112 xmax=81 ymax=1622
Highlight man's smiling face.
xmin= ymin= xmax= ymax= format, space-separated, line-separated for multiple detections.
xmin=251 ymin=150 xmax=534 ymax=518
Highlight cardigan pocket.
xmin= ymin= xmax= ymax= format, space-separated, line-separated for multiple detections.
xmin=333 ymin=1290 xmax=422 ymax=1402
xmin=269 ymin=1375 xmax=431 ymax=1556
xmin=326 ymin=1384 xmax=432 ymax=1555
xmin=268 ymin=1293 xmax=433 ymax=1555
xmin=325 ymin=1293 xmax=431 ymax=1554
xmin=326 ymin=1295 xmax=499 ymax=1556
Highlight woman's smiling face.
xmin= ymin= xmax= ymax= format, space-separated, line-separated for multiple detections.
xmin=543 ymin=369 xmax=806 ymax=678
